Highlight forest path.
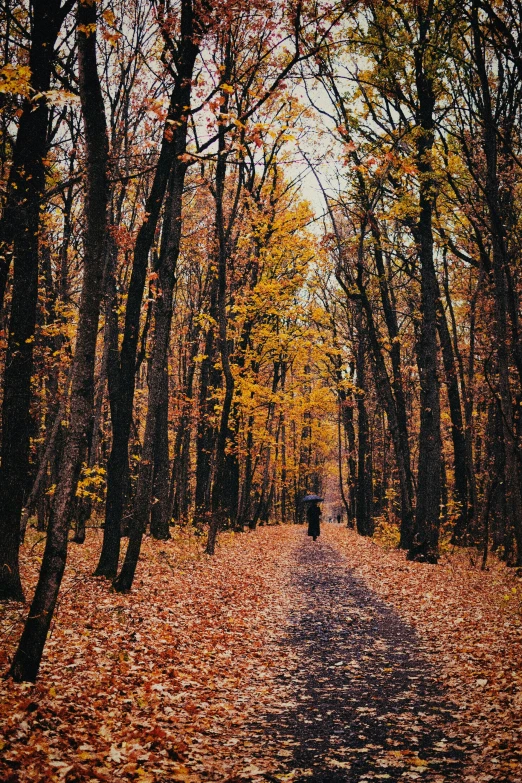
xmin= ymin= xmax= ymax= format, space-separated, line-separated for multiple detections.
xmin=3 ymin=524 xmax=518 ymax=783
xmin=249 ymin=528 xmax=470 ymax=782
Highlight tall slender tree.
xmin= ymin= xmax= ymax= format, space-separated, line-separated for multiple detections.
xmin=0 ymin=0 xmax=75 ymax=601
xmin=96 ymin=0 xmax=204 ymax=580
xmin=10 ymin=0 xmax=109 ymax=681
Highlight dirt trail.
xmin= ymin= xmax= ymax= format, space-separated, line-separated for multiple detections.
xmin=248 ymin=529 xmax=471 ymax=782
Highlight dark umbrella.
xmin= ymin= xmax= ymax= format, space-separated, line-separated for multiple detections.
xmin=301 ymin=494 xmax=324 ymax=503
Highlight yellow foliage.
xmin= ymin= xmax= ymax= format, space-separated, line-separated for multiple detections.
xmin=0 ymin=64 xmax=32 ymax=97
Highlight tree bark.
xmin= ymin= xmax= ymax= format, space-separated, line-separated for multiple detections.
xmin=9 ymin=0 xmax=109 ymax=681
xmin=20 ymin=368 xmax=73 ymax=541
xmin=471 ymin=1 xmax=522 ymax=564
xmin=206 ymin=95 xmax=237 ymax=553
xmin=194 ymin=318 xmax=219 ymax=517
xmin=0 ymin=0 xmax=72 ymax=602
xmin=150 ymin=366 xmax=171 ymax=539
xmin=408 ymin=9 xmax=442 ymax=564
xmin=370 ymin=223 xmax=414 ymax=545
xmin=93 ymin=259 xmax=122 ymax=572
xmin=355 ymin=312 xmax=373 ymax=536
xmin=169 ymin=318 xmax=200 ymax=522
xmin=237 ymin=407 xmax=256 ymax=529
xmin=113 ymin=5 xmax=201 ymax=590
xmin=113 ymin=160 xmax=189 ymax=591
xmin=336 ymin=244 xmax=414 ymax=547
xmin=436 ymin=295 xmax=469 ymax=541
xmin=249 ymin=361 xmax=282 ymax=532
xmin=97 ymin=0 xmax=202 ymax=579
xmin=338 ymin=368 xmax=357 ymax=525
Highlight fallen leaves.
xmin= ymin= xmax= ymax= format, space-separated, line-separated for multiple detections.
xmin=0 ymin=526 xmax=297 ymax=781
xmin=1 ymin=523 xmax=521 ymax=782
xmin=332 ymin=526 xmax=522 ymax=783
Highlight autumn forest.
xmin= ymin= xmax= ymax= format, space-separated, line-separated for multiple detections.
xmin=1 ymin=0 xmax=522 ymax=780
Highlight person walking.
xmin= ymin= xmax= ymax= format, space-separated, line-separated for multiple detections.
xmin=307 ymin=500 xmax=321 ymax=541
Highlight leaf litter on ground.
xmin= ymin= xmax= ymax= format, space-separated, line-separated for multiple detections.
xmin=0 ymin=523 xmax=521 ymax=783
xmin=332 ymin=526 xmax=522 ymax=783
xmin=0 ymin=526 xmax=297 ymax=782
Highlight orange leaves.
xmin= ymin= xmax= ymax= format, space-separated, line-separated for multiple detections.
xmin=0 ymin=526 xmax=297 ymax=781
xmin=0 ymin=64 xmax=32 ymax=98
xmin=3 ymin=524 xmax=521 ymax=780
xmin=332 ymin=526 xmax=522 ymax=782
xmin=77 ymin=23 xmax=97 ymax=38
xmin=101 ymin=9 xmax=116 ymax=26
xmin=100 ymin=8 xmax=122 ymax=45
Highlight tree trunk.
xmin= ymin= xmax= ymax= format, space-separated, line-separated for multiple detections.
xmin=20 ymin=368 xmax=73 ymax=541
xmin=169 ymin=321 xmax=200 ymax=522
xmin=9 ymin=0 xmax=109 ymax=680
xmin=323 ymin=87 xmax=414 ymax=542
xmin=206 ymin=126 xmax=236 ymax=552
xmin=280 ymin=410 xmax=288 ymax=525
xmin=114 ymin=1 xmax=202 ymax=589
xmin=471 ymin=1 xmax=522 ymax=564
xmin=436 ymin=295 xmax=469 ymax=541
xmin=0 ymin=0 xmax=70 ymax=602
xmin=223 ymin=400 xmax=241 ymax=526
xmin=150 ymin=367 xmax=171 ymax=540
xmin=337 ymin=397 xmax=351 ymax=524
xmin=371 ymin=226 xmax=414 ymax=544
xmin=408 ymin=13 xmax=442 ymax=564
xmin=113 ymin=159 xmax=190 ymax=592
xmin=332 ymin=206 xmax=414 ymax=545
xmin=74 ymin=277 xmax=113 ymax=543
xmin=249 ymin=362 xmax=282 ymax=531
xmin=93 ymin=261 xmax=122 ymax=574
xmin=194 ymin=312 xmax=219 ymax=518
xmin=238 ymin=411 xmax=256 ymax=529
xmin=337 ymin=362 xmax=357 ymax=525
xmin=355 ymin=314 xmax=373 ymax=536
xmin=97 ymin=0 xmax=201 ymax=579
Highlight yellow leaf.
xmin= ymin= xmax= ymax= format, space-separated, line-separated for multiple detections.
xmin=136 ymin=769 xmax=155 ymax=783
xmin=169 ymin=765 xmax=191 ymax=782
xmin=102 ymin=8 xmax=116 ymax=25
xmin=410 ymin=757 xmax=428 ymax=767
xmin=78 ymin=23 xmax=97 ymax=36
xmin=0 ymin=64 xmax=32 ymax=97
